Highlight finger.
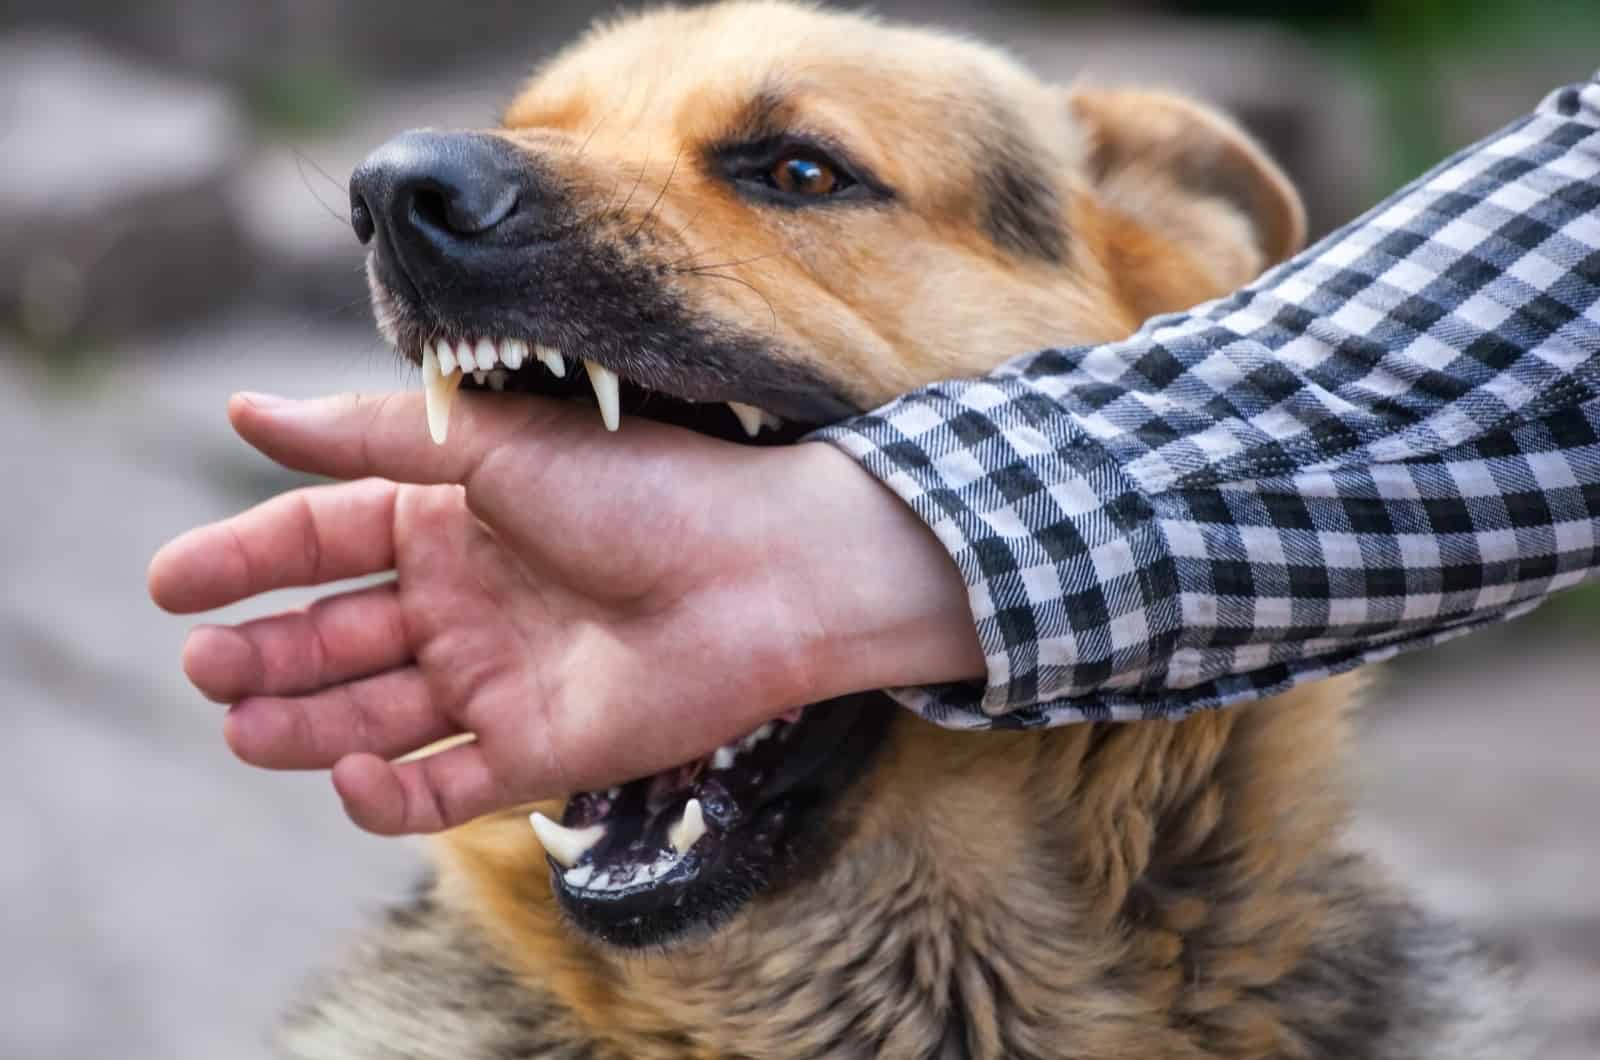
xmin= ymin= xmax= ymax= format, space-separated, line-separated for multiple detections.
xmin=227 ymin=390 xmax=567 ymax=489
xmin=223 ymin=666 xmax=457 ymax=770
xmin=149 ymin=478 xmax=398 ymax=613
xmin=331 ymin=746 xmax=504 ymax=836
xmin=182 ymin=581 xmax=408 ymax=703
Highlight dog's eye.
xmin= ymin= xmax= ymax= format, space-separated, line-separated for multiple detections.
xmin=769 ymin=154 xmax=846 ymax=196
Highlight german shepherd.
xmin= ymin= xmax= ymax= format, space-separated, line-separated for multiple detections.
xmin=279 ymin=3 xmax=1528 ymax=1056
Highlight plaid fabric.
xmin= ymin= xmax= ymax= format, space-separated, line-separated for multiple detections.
xmin=817 ymin=74 xmax=1600 ymax=728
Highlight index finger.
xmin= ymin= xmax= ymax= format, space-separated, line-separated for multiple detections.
xmin=225 ymin=390 xmax=567 ymax=490
xmin=148 ymin=477 xmax=399 ymax=613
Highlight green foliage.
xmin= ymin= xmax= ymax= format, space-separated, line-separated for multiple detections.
xmin=239 ymin=59 xmax=364 ymax=137
xmin=1018 ymin=0 xmax=1600 ymax=191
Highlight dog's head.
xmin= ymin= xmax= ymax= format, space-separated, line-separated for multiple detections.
xmin=351 ymin=0 xmax=1304 ymax=950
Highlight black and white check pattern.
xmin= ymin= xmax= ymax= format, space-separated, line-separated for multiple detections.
xmin=818 ymin=75 xmax=1600 ymax=728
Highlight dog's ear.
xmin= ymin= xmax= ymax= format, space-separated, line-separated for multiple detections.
xmin=1066 ymin=86 xmax=1306 ymax=311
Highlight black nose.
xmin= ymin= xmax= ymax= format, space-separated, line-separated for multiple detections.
xmin=349 ymin=131 xmax=524 ymax=282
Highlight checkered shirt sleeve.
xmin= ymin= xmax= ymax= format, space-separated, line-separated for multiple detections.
xmin=816 ymin=75 xmax=1600 ymax=729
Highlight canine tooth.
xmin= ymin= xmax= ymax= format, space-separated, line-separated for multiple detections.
xmin=585 ymin=360 xmax=621 ymax=432
xmin=740 ymin=723 xmax=775 ymax=752
xmin=422 ymin=342 xmax=464 ymax=445
xmin=474 ymin=337 xmax=497 ymax=371
xmin=712 ymin=746 xmax=737 ymax=771
xmin=488 ymin=369 xmax=508 ymax=391
xmin=501 ymin=338 xmax=527 ymax=371
xmin=472 ymin=370 xmax=487 ymax=385
xmin=536 ymin=344 xmax=566 ymax=377
xmin=436 ymin=338 xmax=458 ymax=377
xmin=529 ymin=812 xmax=606 ymax=869
xmin=668 ymin=799 xmax=707 ymax=855
xmin=727 ymin=402 xmax=766 ymax=438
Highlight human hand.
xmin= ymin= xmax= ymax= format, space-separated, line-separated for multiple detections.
xmin=148 ymin=392 xmax=982 ymax=835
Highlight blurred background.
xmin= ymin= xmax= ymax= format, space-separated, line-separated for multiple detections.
xmin=1 ymin=1 xmax=1596 ymax=1057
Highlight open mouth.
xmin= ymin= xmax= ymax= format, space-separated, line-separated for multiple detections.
xmin=393 ymin=325 xmax=891 ymax=948
xmin=415 ymin=333 xmax=812 ymax=448
xmin=533 ymin=694 xmax=891 ymax=947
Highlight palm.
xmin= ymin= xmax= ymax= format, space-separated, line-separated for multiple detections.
xmin=150 ymin=393 xmax=806 ymax=833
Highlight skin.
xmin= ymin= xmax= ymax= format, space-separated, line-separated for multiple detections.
xmin=147 ymin=389 xmax=984 ymax=835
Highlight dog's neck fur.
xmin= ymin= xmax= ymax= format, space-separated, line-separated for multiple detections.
xmin=279 ymin=677 xmax=1526 ymax=1059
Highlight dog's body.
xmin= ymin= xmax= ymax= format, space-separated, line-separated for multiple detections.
xmin=283 ymin=4 xmax=1530 ymax=1057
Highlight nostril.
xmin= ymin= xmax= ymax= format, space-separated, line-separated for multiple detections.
xmin=351 ymin=197 xmax=376 ymax=245
xmin=404 ymin=181 xmax=518 ymax=239
xmin=410 ymin=186 xmax=452 ymax=234
xmin=351 ymin=131 xmax=529 ymax=263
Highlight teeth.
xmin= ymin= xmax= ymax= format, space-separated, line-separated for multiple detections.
xmin=474 ymin=337 xmax=497 ymax=372
xmin=500 ymin=339 xmax=526 ymax=371
xmin=668 ymin=798 xmax=707 ymax=855
xmin=739 ymin=722 xmax=775 ymax=752
xmin=727 ymin=402 xmax=766 ymax=438
xmin=585 ymin=360 xmax=621 ymax=432
xmin=421 ymin=342 xmax=464 ymax=445
xmin=436 ymin=338 xmax=458 ymax=377
xmin=472 ymin=370 xmax=486 ymax=385
xmin=529 ymin=812 xmax=607 ymax=869
xmin=488 ymin=369 xmax=508 ymax=391
xmin=536 ymin=344 xmax=566 ymax=377
xmin=712 ymin=746 xmax=737 ymax=771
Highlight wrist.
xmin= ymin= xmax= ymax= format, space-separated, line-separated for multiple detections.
xmin=763 ymin=441 xmax=985 ymax=704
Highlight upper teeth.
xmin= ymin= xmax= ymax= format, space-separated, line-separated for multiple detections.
xmin=584 ymin=359 xmax=621 ymax=433
xmin=415 ymin=335 xmax=783 ymax=447
xmin=710 ymin=721 xmax=779 ymax=771
xmin=421 ymin=343 xmax=464 ymax=445
xmin=535 ymin=344 xmax=566 ymax=377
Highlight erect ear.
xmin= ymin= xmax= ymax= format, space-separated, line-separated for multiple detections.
xmin=1067 ymin=86 xmax=1306 ymax=304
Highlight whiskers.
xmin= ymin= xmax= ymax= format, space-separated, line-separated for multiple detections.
xmin=291 ymin=147 xmax=351 ymax=228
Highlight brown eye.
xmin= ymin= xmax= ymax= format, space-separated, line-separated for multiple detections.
xmin=771 ymin=155 xmax=839 ymax=196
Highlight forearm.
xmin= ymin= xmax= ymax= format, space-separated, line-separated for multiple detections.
xmin=817 ymin=73 xmax=1600 ymax=725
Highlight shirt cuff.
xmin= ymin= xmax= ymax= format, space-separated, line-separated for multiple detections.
xmin=812 ymin=374 xmax=1177 ymax=726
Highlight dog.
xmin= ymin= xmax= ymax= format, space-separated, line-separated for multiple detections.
xmin=278 ymin=3 xmax=1529 ymax=1057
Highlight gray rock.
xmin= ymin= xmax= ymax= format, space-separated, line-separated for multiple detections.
xmin=0 ymin=32 xmax=250 ymax=346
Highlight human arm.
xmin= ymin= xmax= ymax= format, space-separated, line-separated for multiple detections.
xmin=818 ymin=74 xmax=1600 ymax=726
xmin=148 ymin=394 xmax=984 ymax=834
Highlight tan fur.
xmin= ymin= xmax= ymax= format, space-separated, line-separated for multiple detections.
xmin=279 ymin=5 xmax=1528 ymax=1058
xmin=435 ymin=677 xmax=1364 ymax=1059
xmin=491 ymin=1 xmax=1294 ymax=409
